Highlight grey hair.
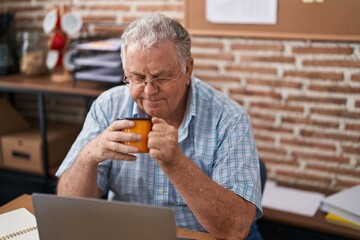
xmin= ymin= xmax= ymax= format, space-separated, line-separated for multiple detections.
xmin=120 ymin=14 xmax=191 ymax=72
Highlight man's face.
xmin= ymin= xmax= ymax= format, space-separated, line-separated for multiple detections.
xmin=123 ymin=40 xmax=193 ymax=126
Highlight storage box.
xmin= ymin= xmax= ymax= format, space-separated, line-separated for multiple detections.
xmin=0 ymin=98 xmax=31 ymax=166
xmin=1 ymin=123 xmax=80 ymax=175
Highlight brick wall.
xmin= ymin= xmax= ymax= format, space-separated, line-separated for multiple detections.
xmin=2 ymin=0 xmax=359 ymax=191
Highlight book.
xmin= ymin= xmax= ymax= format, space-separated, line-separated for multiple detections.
xmin=0 ymin=208 xmax=39 ymax=240
xmin=325 ymin=213 xmax=360 ymax=231
xmin=321 ymin=184 xmax=360 ymax=225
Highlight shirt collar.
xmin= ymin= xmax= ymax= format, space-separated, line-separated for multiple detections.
xmin=178 ymin=75 xmax=197 ymax=142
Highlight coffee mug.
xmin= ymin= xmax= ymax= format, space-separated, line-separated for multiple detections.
xmin=120 ymin=118 xmax=152 ymax=153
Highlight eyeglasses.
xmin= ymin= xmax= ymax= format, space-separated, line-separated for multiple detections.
xmin=123 ymin=69 xmax=182 ymax=89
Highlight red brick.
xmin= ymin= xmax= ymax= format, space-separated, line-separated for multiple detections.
xmin=300 ymin=129 xmax=360 ymax=143
xmin=356 ymin=100 xmax=360 ymax=109
xmin=241 ymin=56 xmax=295 ymax=63
xmin=83 ymin=15 xmax=116 ymax=23
xmin=282 ymin=116 xmax=339 ymax=129
xmin=123 ymin=16 xmax=140 ymax=23
xmin=225 ymin=66 xmax=277 ymax=75
xmin=351 ymin=73 xmax=360 ymax=82
xmin=276 ymin=170 xmax=332 ymax=185
xmin=234 ymin=99 xmax=245 ymax=106
xmin=311 ymin=108 xmax=360 ymax=119
xmin=287 ymin=95 xmax=346 ymax=105
xmin=345 ymin=123 xmax=360 ymax=131
xmin=8 ymin=6 xmax=43 ymax=12
xmin=263 ymin=157 xmax=298 ymax=167
xmin=292 ymin=46 xmax=353 ymax=55
xmin=247 ymin=78 xmax=302 ymax=89
xmin=195 ymin=74 xmax=239 ymax=83
xmin=249 ymin=111 xmax=276 ymax=122
xmin=193 ymin=63 xmax=219 ymax=71
xmin=252 ymin=123 xmax=293 ymax=134
xmin=308 ymin=84 xmax=360 ymax=94
xmin=293 ymin=152 xmax=350 ymax=164
xmin=192 ymin=41 xmax=223 ymax=49
xmin=336 ymin=180 xmax=360 ymax=189
xmin=250 ymin=102 xmax=304 ymax=113
xmin=230 ymin=88 xmax=281 ymax=100
xmin=136 ymin=4 xmax=183 ymax=12
xmin=342 ymin=146 xmax=360 ymax=155
xmin=231 ymin=43 xmax=283 ymax=51
xmin=257 ymin=145 xmax=287 ymax=155
xmin=284 ymin=71 xmax=343 ymax=81
xmin=253 ymin=134 xmax=275 ymax=143
xmin=88 ymin=5 xmax=130 ymax=11
xmin=307 ymin=165 xmax=360 ymax=179
xmin=91 ymin=25 xmax=127 ymax=35
xmin=303 ymin=59 xmax=360 ymax=68
xmin=192 ymin=53 xmax=234 ymax=61
xmin=281 ymin=138 xmax=336 ymax=151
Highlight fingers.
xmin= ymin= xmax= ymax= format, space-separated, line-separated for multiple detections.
xmin=151 ymin=117 xmax=167 ymax=126
xmin=109 ymin=118 xmax=135 ymax=131
xmin=106 ymin=130 xmax=141 ymax=143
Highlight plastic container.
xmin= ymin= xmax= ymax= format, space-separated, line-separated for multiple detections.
xmin=19 ymin=31 xmax=47 ymax=75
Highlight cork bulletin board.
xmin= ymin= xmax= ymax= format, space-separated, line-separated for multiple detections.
xmin=184 ymin=0 xmax=360 ymax=41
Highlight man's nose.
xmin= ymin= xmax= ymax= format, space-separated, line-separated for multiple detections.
xmin=143 ymin=81 xmax=158 ymax=95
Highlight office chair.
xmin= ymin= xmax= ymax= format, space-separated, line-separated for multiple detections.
xmin=246 ymin=158 xmax=267 ymax=240
xmin=259 ymin=158 xmax=267 ymax=194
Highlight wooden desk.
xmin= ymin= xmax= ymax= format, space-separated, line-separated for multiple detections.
xmin=0 ymin=194 xmax=215 ymax=240
xmin=0 ymin=74 xmax=109 ymax=97
xmin=262 ymin=204 xmax=360 ymax=239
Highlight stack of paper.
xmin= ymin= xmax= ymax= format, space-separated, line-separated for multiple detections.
xmin=74 ymin=52 xmax=121 ymax=68
xmin=262 ymin=181 xmax=325 ymax=217
xmin=73 ymin=38 xmax=123 ymax=84
xmin=321 ymin=184 xmax=360 ymax=229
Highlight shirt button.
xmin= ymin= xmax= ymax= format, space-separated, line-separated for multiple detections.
xmin=159 ymin=189 xmax=164 ymax=195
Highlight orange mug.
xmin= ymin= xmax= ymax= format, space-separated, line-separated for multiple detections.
xmin=121 ymin=118 xmax=152 ymax=153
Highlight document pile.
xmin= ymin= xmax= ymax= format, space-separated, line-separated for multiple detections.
xmin=73 ymin=38 xmax=123 ymax=84
xmin=262 ymin=181 xmax=324 ymax=217
xmin=320 ymin=184 xmax=360 ymax=230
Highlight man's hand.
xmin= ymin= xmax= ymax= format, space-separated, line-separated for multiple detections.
xmin=148 ymin=117 xmax=182 ymax=167
xmin=82 ymin=119 xmax=143 ymax=164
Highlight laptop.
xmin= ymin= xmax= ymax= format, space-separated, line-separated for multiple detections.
xmin=32 ymin=193 xmax=177 ymax=240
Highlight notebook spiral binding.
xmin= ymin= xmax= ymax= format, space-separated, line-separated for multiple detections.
xmin=0 ymin=226 xmax=37 ymax=240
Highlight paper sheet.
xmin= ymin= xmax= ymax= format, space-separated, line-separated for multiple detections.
xmin=262 ymin=181 xmax=325 ymax=217
xmin=206 ymin=0 xmax=278 ymax=24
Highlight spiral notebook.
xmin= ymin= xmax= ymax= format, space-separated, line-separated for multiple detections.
xmin=0 ymin=208 xmax=39 ymax=240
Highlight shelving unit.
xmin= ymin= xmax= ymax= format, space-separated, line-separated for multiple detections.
xmin=0 ymin=74 xmax=111 ymax=204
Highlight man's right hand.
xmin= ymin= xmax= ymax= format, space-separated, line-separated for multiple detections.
xmin=81 ymin=119 xmax=142 ymax=164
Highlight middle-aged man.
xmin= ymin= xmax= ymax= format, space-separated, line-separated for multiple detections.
xmin=56 ymin=13 xmax=262 ymax=240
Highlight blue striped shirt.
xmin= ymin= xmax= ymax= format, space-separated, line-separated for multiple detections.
xmin=56 ymin=77 xmax=262 ymax=232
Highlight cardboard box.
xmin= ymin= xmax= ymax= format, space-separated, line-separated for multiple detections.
xmin=1 ymin=123 xmax=80 ymax=175
xmin=0 ymin=98 xmax=31 ymax=166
